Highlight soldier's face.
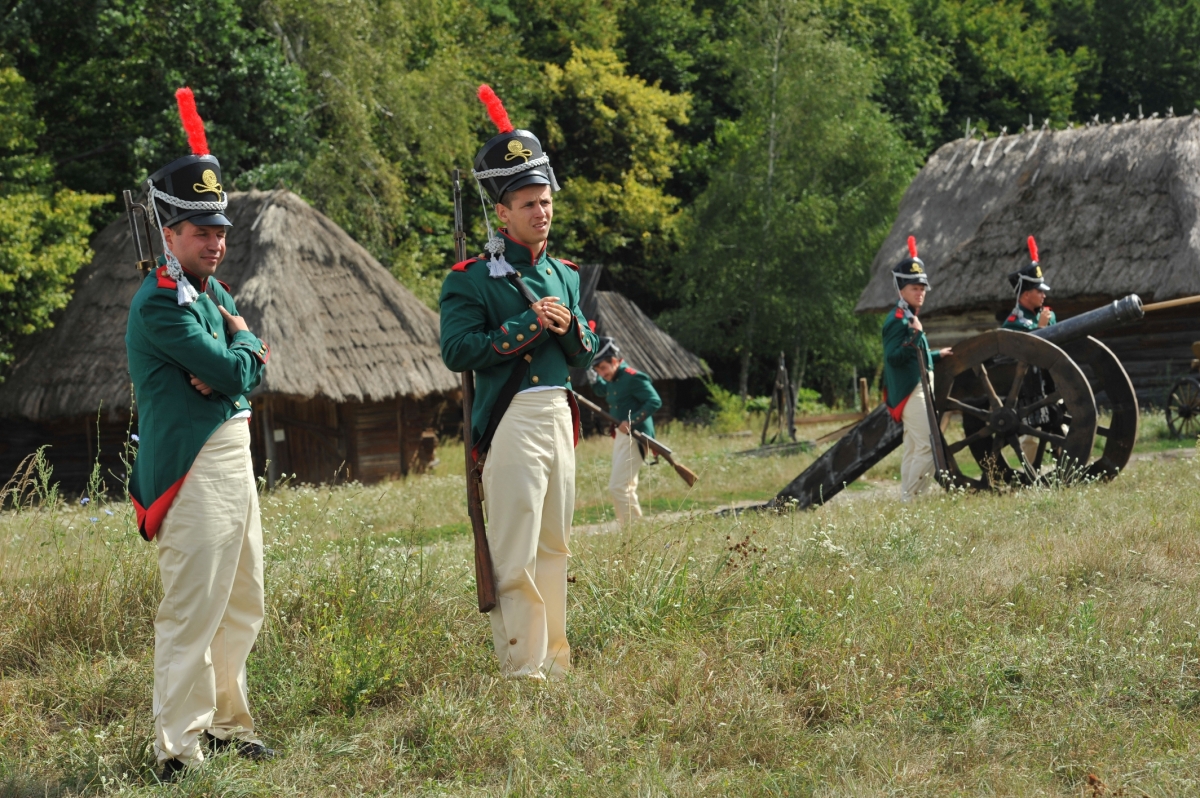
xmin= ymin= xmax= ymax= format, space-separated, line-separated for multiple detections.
xmin=163 ymin=222 xmax=227 ymax=278
xmin=1019 ymin=288 xmax=1046 ymax=312
xmin=594 ymin=357 xmax=620 ymax=381
xmin=899 ymin=283 xmax=927 ymax=309
xmin=496 ymin=184 xmax=553 ymax=248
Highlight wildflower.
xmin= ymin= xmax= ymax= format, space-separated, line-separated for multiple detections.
xmin=105 ymin=509 xmax=114 ymax=516
xmin=131 ymin=433 xmax=140 ymax=442
xmin=80 ymin=497 xmax=90 ymax=506
xmin=89 ymin=517 xmax=99 ymax=523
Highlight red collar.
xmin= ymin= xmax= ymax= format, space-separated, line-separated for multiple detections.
xmin=499 ymin=228 xmax=546 ymax=267
xmin=181 ymin=266 xmax=209 ymax=293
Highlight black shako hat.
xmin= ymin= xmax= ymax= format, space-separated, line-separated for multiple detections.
xmin=472 ymin=85 xmax=559 ymax=204
xmin=1008 ymin=236 xmax=1050 ymax=296
xmin=594 ymin=336 xmax=620 ymax=361
xmin=147 ymin=88 xmax=230 ymax=228
xmin=892 ymin=235 xmax=930 ymax=291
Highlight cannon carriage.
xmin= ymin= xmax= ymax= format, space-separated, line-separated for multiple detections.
xmin=772 ymin=296 xmax=1145 ymax=509
xmin=1164 ymin=343 xmax=1200 ymax=440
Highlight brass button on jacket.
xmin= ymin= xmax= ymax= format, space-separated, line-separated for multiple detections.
xmin=531 ymin=375 xmax=540 ymax=384
xmin=516 ymin=333 xmax=525 ymax=342
xmin=529 ymin=324 xmax=537 ymax=331
xmin=502 ymin=342 xmax=510 ymax=350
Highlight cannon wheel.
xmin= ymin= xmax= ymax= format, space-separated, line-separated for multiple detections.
xmin=1165 ymin=376 xmax=1200 ymax=440
xmin=1060 ymin=336 xmax=1139 ymax=478
xmin=933 ymin=330 xmax=1097 ymax=489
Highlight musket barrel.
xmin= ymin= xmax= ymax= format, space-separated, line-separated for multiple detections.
xmin=1032 ymin=294 xmax=1143 ymax=346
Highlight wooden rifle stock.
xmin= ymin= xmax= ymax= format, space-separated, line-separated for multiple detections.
xmin=571 ymin=391 xmax=698 ymax=487
xmin=453 ymin=169 xmax=497 ymax=613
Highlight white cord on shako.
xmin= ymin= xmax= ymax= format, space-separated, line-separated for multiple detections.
xmin=147 ymin=183 xmax=228 ymax=306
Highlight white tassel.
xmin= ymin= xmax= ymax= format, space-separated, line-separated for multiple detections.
xmin=484 ymin=234 xmax=514 ymax=279
xmin=176 ymin=278 xmax=199 ymax=306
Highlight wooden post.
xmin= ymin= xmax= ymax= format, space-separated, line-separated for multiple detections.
xmin=858 ymin=377 xmax=870 ymax=418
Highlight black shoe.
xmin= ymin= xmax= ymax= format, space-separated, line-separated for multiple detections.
xmin=158 ymin=758 xmax=186 ymax=783
xmin=204 ymin=731 xmax=276 ymax=761
xmin=235 ymin=741 xmax=276 ymax=761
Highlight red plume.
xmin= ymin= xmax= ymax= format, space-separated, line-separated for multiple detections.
xmin=477 ymin=85 xmax=514 ymax=134
xmin=175 ymin=87 xmax=209 ymax=156
xmin=1027 ymin=235 xmax=1039 ymax=263
xmin=588 ymin=320 xmax=597 ymax=333
xmin=907 ymin=235 xmax=918 ymax=259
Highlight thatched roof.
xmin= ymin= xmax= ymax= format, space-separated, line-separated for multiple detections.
xmin=578 ymin=264 xmax=708 ymax=381
xmin=858 ymin=115 xmax=1200 ymax=315
xmin=0 ymin=190 xmax=458 ymax=420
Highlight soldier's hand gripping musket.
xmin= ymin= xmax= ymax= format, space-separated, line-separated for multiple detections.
xmin=438 ymin=85 xmax=598 ymax=681
xmin=572 ymin=388 xmax=697 ymax=487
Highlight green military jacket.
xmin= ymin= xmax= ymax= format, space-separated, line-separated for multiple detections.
xmin=882 ymin=300 xmax=942 ymax=421
xmin=126 ymin=265 xmax=269 ymax=540
xmin=439 ymin=229 xmax=598 ymax=452
xmin=1002 ymin=303 xmax=1057 ymax=331
xmin=593 ymin=362 xmax=662 ymax=438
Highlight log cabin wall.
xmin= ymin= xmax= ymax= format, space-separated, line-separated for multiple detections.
xmin=0 ymin=414 xmax=132 ymax=497
xmin=253 ymin=393 xmax=450 ymax=487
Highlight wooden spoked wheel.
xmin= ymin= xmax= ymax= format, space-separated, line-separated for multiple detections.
xmin=1060 ymin=336 xmax=1139 ymax=479
xmin=933 ymin=330 xmax=1097 ymax=489
xmin=1165 ymin=376 xmax=1200 ymax=440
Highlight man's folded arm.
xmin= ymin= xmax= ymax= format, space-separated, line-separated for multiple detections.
xmin=139 ymin=297 xmax=266 ymax=397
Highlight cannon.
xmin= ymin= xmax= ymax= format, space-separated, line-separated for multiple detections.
xmin=772 ymin=295 xmax=1145 ymax=509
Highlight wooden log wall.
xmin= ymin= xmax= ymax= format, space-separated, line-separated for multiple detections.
xmin=252 ymin=393 xmax=452 ymax=487
xmin=0 ymin=414 xmax=132 ymax=497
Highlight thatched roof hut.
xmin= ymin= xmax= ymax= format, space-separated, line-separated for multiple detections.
xmin=0 ymin=190 xmax=459 ymax=490
xmin=858 ymin=116 xmax=1200 ymax=402
xmin=573 ymin=264 xmax=709 ymax=428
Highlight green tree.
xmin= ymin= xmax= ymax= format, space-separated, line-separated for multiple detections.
xmin=0 ymin=0 xmax=311 ymax=202
xmin=539 ymin=46 xmax=692 ymax=299
xmin=661 ymin=0 xmax=916 ymax=398
xmin=0 ymin=66 xmax=107 ymax=371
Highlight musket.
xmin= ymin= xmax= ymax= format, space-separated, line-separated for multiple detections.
xmin=123 ymin=188 xmax=157 ymax=273
xmin=571 ymin=391 xmax=698 ymax=487
xmin=453 ymin=168 xmax=497 ymax=613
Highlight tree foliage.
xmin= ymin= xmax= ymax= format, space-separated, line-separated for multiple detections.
xmin=0 ymin=66 xmax=107 ymax=371
xmin=661 ymin=0 xmax=916 ymax=398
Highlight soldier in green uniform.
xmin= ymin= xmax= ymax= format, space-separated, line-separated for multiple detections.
xmin=590 ymin=336 xmax=663 ymax=523
xmin=440 ymin=85 xmax=598 ymax=680
xmin=882 ymin=237 xmax=952 ymax=502
xmin=1002 ymin=236 xmax=1056 ymax=331
xmin=125 ymin=89 xmax=273 ymax=781
xmin=1001 ymin=236 xmax=1058 ymax=466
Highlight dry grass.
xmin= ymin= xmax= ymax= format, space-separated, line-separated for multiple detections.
xmin=0 ymin=421 xmax=1198 ymax=795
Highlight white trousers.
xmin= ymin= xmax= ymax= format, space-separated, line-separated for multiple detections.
xmin=900 ymin=382 xmax=936 ymax=502
xmin=481 ymin=390 xmax=574 ymax=679
xmin=608 ymin=431 xmax=644 ymax=523
xmin=153 ymin=417 xmax=265 ymax=764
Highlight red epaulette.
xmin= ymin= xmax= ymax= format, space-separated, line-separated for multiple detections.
xmin=451 ymin=257 xmax=478 ymax=272
xmin=559 ymin=258 xmax=579 ymax=271
xmin=216 ymin=278 xmax=231 ymax=293
xmin=1006 ymin=315 xmax=1017 ymax=322
xmin=156 ymin=266 xmax=177 ymax=290
xmin=894 ymin=309 xmax=904 ymax=318
xmin=624 ymin=366 xmax=638 ymax=375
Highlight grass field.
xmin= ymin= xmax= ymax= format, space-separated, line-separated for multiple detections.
xmin=0 ymin=413 xmax=1197 ymax=796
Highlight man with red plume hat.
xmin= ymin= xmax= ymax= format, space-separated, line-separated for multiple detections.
xmin=440 ymin=85 xmax=597 ymax=680
xmin=1002 ymin=236 xmax=1059 ymax=467
xmin=125 ymin=88 xmax=274 ymax=780
xmin=881 ymin=236 xmax=953 ymax=501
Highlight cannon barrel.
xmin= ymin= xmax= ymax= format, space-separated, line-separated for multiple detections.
xmin=1032 ymin=294 xmax=1143 ymax=346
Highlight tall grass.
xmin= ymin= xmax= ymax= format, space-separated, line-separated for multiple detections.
xmin=0 ymin=423 xmax=1197 ymax=794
